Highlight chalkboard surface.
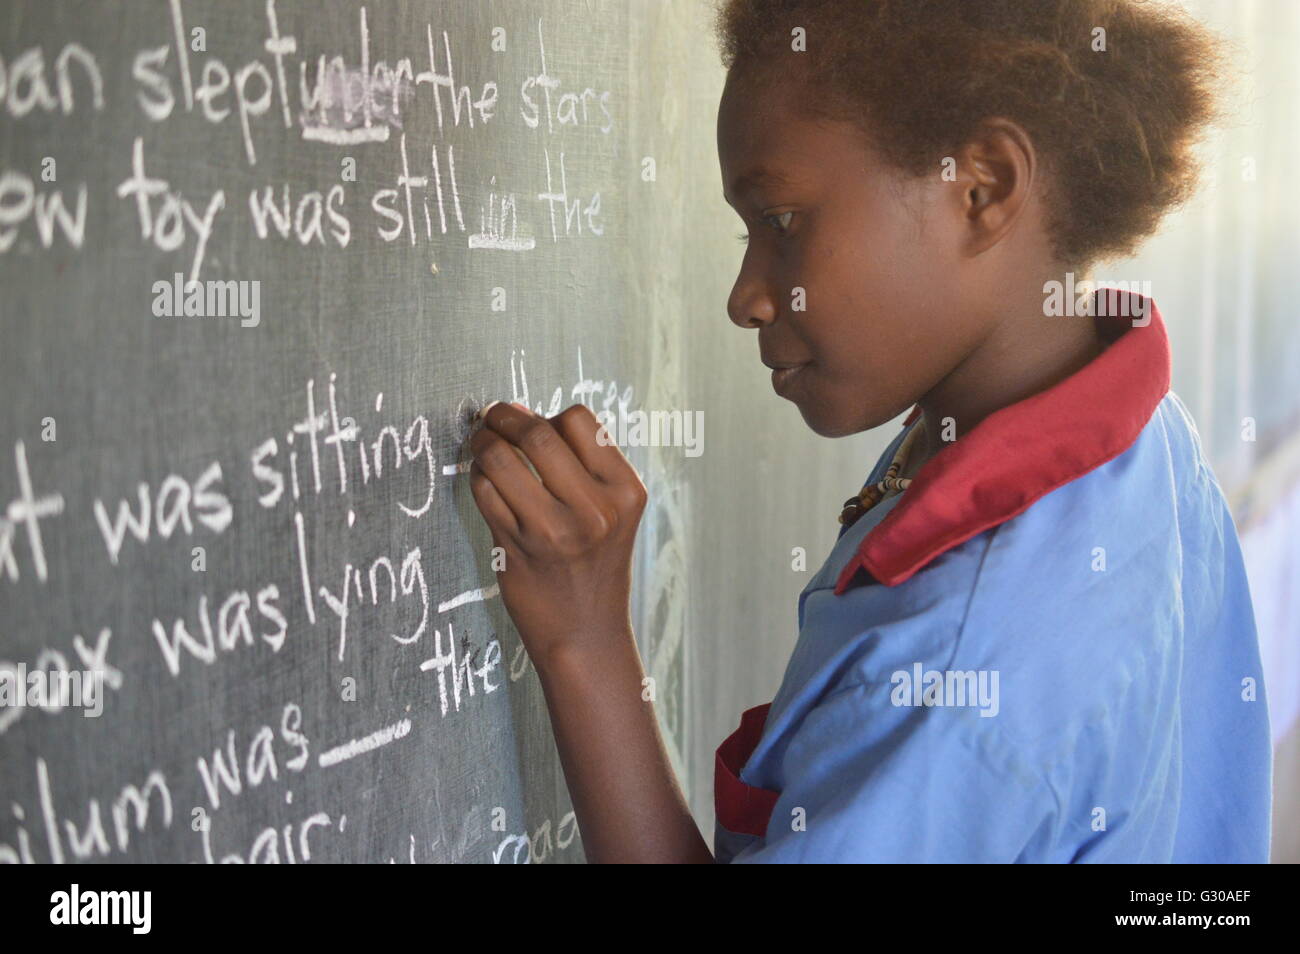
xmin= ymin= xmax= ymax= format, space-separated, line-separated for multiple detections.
xmin=0 ymin=0 xmax=882 ymax=863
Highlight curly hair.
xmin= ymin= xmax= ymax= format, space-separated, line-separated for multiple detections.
xmin=712 ymin=0 xmax=1236 ymax=271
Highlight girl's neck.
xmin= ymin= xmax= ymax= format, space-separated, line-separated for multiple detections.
xmin=903 ymin=301 xmax=1109 ymax=480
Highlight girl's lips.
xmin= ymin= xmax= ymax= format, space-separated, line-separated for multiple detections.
xmin=771 ymin=363 xmax=808 ymax=395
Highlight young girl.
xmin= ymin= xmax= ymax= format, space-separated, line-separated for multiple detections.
xmin=467 ymin=0 xmax=1272 ymax=863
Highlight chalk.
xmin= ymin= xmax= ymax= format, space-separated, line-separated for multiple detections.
xmin=463 ymin=401 xmax=546 ymax=483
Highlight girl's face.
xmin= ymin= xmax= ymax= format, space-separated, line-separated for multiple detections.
xmin=717 ymin=71 xmax=984 ymax=438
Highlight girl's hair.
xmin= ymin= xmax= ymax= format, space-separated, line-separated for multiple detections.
xmin=712 ymin=0 xmax=1234 ymax=271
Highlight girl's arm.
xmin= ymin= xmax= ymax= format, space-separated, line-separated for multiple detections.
xmin=538 ymin=627 xmax=714 ymax=863
xmin=468 ymin=401 xmax=713 ymax=863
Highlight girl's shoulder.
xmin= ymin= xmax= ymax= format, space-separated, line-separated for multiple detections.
xmin=778 ymin=388 xmax=1249 ymax=769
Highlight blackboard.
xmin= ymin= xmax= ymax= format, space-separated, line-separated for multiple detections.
xmin=0 ymin=0 xmax=883 ymax=863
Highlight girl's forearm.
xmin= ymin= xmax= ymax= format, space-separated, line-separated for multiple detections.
xmin=535 ymin=629 xmax=715 ymax=864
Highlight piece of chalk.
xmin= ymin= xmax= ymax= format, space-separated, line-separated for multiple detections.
xmin=474 ymin=400 xmax=502 ymax=423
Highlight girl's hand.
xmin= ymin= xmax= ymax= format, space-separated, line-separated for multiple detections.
xmin=467 ymin=401 xmax=647 ymax=669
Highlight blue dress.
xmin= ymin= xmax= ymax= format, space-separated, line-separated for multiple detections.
xmin=713 ymin=291 xmax=1272 ymax=863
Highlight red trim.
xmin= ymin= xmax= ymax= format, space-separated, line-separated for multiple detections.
xmin=714 ymin=703 xmax=780 ymax=838
xmin=835 ymin=288 xmax=1171 ymax=594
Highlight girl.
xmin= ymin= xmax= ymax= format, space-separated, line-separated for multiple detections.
xmin=467 ymin=0 xmax=1271 ymax=863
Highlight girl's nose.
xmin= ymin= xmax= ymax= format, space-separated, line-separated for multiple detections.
xmin=727 ymin=281 xmax=777 ymax=329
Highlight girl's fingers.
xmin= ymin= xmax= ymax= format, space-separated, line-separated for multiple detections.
xmin=469 ymin=426 xmax=558 ymax=530
xmin=548 ymin=403 xmax=638 ymax=485
xmin=478 ymin=402 xmax=603 ymax=508
xmin=468 ymin=458 xmax=520 ymax=540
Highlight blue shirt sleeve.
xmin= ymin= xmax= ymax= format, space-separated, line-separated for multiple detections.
xmin=728 ymin=680 xmax=1060 ymax=863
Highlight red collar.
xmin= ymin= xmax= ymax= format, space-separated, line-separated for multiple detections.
xmin=834 ymin=289 xmax=1172 ymax=594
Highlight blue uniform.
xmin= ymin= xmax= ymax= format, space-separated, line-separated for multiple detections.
xmin=714 ymin=291 xmax=1273 ymax=863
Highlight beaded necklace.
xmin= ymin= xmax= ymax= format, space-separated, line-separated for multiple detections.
xmin=838 ymin=417 xmax=925 ymax=529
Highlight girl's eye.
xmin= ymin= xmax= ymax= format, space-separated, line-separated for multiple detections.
xmin=736 ymin=212 xmax=794 ymax=245
xmin=765 ymin=211 xmax=794 ymax=232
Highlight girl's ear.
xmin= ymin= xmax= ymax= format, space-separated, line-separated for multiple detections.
xmin=966 ymin=156 xmax=1004 ymax=207
xmin=955 ymin=118 xmax=1038 ymax=258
